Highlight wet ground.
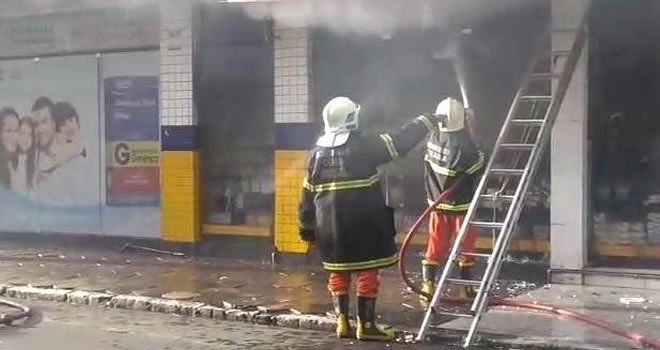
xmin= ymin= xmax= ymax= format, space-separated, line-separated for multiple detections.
xmin=1 ymin=298 xmax=461 ymax=350
xmin=2 ymin=240 xmax=659 ymax=349
xmin=0 ymin=240 xmax=545 ymax=330
xmin=442 ymin=285 xmax=660 ymax=349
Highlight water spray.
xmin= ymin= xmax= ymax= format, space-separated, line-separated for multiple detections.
xmin=452 ymin=28 xmax=473 ymax=109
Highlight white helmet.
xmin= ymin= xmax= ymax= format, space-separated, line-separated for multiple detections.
xmin=322 ymin=96 xmax=361 ymax=133
xmin=316 ymin=97 xmax=361 ymax=147
xmin=435 ymin=97 xmax=465 ymax=132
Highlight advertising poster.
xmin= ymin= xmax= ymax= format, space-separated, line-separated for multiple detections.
xmin=105 ymin=76 xmax=160 ymax=206
xmin=0 ymin=52 xmax=160 ymax=237
xmin=0 ymin=55 xmax=101 ymax=234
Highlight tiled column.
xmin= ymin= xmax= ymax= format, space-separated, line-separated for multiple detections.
xmin=159 ymin=0 xmax=200 ymax=243
xmin=550 ymin=0 xmax=590 ymax=281
xmin=273 ymin=24 xmax=315 ymax=254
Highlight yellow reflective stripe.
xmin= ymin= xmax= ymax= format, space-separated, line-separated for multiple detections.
xmin=379 ymin=133 xmax=399 ymax=159
xmin=302 ymin=178 xmax=313 ymax=191
xmin=437 ymin=203 xmax=470 ymax=211
xmin=425 ymin=155 xmax=458 ymax=177
xmin=466 ymin=151 xmax=485 ymax=175
xmin=322 ymin=254 xmax=398 ymax=271
xmin=422 ymin=258 xmax=439 ymax=266
xmin=304 ymin=174 xmax=380 ymax=193
xmin=416 ymin=115 xmax=435 ymax=132
xmin=427 ymin=198 xmax=470 ymax=211
xmin=427 ymin=141 xmax=443 ymax=154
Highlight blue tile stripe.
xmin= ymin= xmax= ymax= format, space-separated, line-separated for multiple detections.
xmin=161 ymin=125 xmax=199 ymax=151
xmin=275 ymin=123 xmax=319 ymax=150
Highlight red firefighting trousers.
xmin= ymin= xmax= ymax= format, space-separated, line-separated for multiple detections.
xmin=424 ymin=211 xmax=477 ymax=267
xmin=328 ymin=270 xmax=379 ymax=297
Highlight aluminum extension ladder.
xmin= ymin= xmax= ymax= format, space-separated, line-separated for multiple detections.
xmin=416 ymin=16 xmax=589 ymax=348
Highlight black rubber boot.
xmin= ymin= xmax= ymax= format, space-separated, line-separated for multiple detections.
xmin=356 ymin=296 xmax=395 ymax=341
xmin=459 ymin=265 xmax=477 ymax=299
xmin=332 ymin=294 xmax=350 ymax=338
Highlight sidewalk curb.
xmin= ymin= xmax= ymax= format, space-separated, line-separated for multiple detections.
xmin=1 ymin=285 xmax=337 ymax=333
xmin=0 ymin=285 xmax=605 ymax=350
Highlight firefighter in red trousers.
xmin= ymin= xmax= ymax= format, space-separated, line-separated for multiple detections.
xmin=421 ymin=97 xmax=485 ymax=305
xmin=298 ymin=96 xmax=441 ymax=341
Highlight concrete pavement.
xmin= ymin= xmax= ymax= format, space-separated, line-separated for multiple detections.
xmin=0 ymin=240 xmax=659 ymax=349
xmin=2 ymin=299 xmax=453 ymax=350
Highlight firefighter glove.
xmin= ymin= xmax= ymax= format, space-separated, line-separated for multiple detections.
xmin=299 ymin=228 xmax=315 ymax=243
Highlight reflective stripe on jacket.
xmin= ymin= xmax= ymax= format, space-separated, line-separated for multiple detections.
xmin=424 ymin=129 xmax=484 ymax=214
xmin=299 ymin=115 xmax=434 ymax=271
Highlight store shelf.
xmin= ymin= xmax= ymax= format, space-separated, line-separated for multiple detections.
xmin=595 ymin=243 xmax=660 ymax=259
xmin=202 ymin=224 xmax=271 ymax=237
xmin=394 ymin=233 xmax=549 ymax=253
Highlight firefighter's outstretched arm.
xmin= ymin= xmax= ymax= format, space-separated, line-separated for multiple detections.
xmin=458 ymin=139 xmax=486 ymax=177
xmin=369 ymin=114 xmax=438 ymax=165
xmin=298 ymin=155 xmax=316 ymax=243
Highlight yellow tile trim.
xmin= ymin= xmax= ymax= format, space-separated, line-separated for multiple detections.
xmin=274 ymin=150 xmax=309 ymax=254
xmin=161 ymin=151 xmax=200 ymax=243
xmin=202 ymin=224 xmax=271 ymax=237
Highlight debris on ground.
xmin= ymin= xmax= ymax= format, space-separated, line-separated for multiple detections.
xmin=162 ymin=291 xmax=201 ymax=300
xmin=120 ymin=243 xmax=187 ymax=257
xmin=257 ymin=303 xmax=291 ymax=313
xmin=401 ymin=303 xmax=416 ymax=310
xmin=619 ymin=297 xmax=647 ymax=305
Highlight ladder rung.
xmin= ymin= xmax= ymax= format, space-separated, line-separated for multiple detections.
xmin=447 ymin=278 xmax=482 ymax=287
xmin=434 ymin=310 xmax=474 ymax=318
xmin=540 ymin=50 xmax=571 ymax=57
xmin=470 ymin=221 xmax=504 ymax=229
xmin=519 ymin=95 xmax=552 ymax=101
xmin=480 ymin=194 xmax=515 ymax=202
xmin=550 ymin=50 xmax=571 ymax=57
xmin=462 ymin=252 xmax=492 ymax=259
xmin=528 ymin=73 xmax=560 ymax=80
xmin=510 ymin=119 xmax=545 ymax=126
xmin=490 ymin=168 xmax=524 ymax=176
xmin=500 ymin=143 xmax=535 ymax=150
xmin=553 ymin=28 xmax=578 ymax=34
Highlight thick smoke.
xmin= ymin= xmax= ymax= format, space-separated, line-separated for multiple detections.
xmin=238 ymin=0 xmax=541 ymax=37
xmin=3 ymin=0 xmax=156 ymax=16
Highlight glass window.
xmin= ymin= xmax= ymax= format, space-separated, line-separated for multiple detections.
xmin=589 ymin=0 xmax=660 ymax=267
xmin=197 ymin=3 xmax=275 ymax=230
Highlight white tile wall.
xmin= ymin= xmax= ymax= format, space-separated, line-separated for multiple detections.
xmin=159 ymin=0 xmax=195 ymax=127
xmin=274 ymin=25 xmax=311 ymax=124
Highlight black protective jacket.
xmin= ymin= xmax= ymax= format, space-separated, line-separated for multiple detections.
xmin=424 ymin=129 xmax=484 ymax=214
xmin=299 ymin=115 xmax=435 ymax=272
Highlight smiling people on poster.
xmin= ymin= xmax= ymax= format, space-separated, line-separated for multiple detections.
xmin=36 ymin=101 xmax=95 ymax=207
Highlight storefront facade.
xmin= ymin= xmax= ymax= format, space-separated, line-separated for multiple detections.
xmin=0 ymin=1 xmax=194 ymax=241
xmin=3 ymin=0 xmax=659 ymax=288
xmin=194 ymin=0 xmax=554 ymax=259
xmin=550 ymin=0 xmax=660 ymax=289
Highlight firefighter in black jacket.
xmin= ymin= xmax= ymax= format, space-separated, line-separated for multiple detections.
xmin=298 ymin=96 xmax=439 ymax=341
xmin=421 ymin=97 xmax=484 ymax=304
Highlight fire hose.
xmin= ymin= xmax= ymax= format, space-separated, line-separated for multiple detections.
xmin=397 ymin=183 xmax=660 ymax=349
xmin=0 ymin=299 xmax=31 ymax=325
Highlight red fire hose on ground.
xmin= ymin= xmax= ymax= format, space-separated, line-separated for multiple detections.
xmin=397 ymin=183 xmax=660 ymax=349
